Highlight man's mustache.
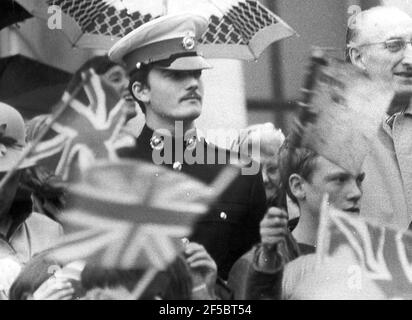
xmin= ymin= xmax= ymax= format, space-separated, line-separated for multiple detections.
xmin=180 ymin=91 xmax=202 ymax=102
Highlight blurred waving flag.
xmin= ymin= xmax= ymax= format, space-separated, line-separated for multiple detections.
xmin=48 ymin=160 xmax=238 ymax=271
xmin=293 ymin=49 xmax=394 ymax=175
xmin=15 ymin=0 xmax=296 ymax=59
xmin=317 ymin=202 xmax=412 ymax=299
xmin=27 ymin=69 xmax=133 ymax=181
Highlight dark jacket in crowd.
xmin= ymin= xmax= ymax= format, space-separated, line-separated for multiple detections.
xmin=117 ymin=125 xmax=267 ymax=280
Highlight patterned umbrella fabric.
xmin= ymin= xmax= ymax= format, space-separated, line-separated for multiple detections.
xmin=16 ymin=0 xmax=296 ymax=60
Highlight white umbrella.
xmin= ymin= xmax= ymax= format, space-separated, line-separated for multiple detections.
xmin=16 ymin=0 xmax=296 ymax=60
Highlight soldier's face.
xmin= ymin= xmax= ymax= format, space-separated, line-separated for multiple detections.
xmin=356 ymin=10 xmax=412 ymax=94
xmin=145 ymin=68 xmax=204 ymax=122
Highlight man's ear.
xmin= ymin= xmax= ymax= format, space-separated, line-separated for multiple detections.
xmin=348 ymin=46 xmax=366 ymax=70
xmin=131 ymin=81 xmax=150 ymax=103
xmin=289 ymin=173 xmax=306 ymax=201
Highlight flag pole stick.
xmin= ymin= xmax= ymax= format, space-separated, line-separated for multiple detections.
xmin=130 ymin=268 xmax=158 ymax=300
xmin=316 ymin=193 xmax=330 ymax=267
xmin=0 ymin=71 xmax=92 ymax=192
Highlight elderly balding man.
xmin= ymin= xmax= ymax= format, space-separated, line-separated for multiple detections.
xmin=347 ymin=6 xmax=412 ymax=230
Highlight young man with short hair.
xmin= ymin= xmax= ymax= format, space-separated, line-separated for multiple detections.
xmin=230 ymin=136 xmax=365 ymax=299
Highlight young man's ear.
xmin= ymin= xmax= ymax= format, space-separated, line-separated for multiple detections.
xmin=289 ymin=173 xmax=306 ymax=202
xmin=131 ymin=81 xmax=150 ymax=103
xmin=348 ymin=46 xmax=366 ymax=70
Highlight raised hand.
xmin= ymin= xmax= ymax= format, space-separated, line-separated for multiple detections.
xmin=31 ymin=276 xmax=74 ymax=300
xmin=258 ymin=207 xmax=289 ymax=271
xmin=184 ymin=242 xmax=217 ymax=299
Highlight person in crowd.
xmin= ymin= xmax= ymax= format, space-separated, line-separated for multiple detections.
xmin=21 ymin=55 xmax=144 ymax=192
xmin=231 ymin=122 xmax=285 ymax=206
xmin=346 ymin=6 xmax=412 ymax=230
xmin=65 ymin=55 xmax=136 ymax=121
xmin=0 ymin=102 xmax=62 ymax=299
xmin=276 ymin=138 xmax=364 ymax=253
xmin=35 ymin=157 xmax=226 ymax=300
xmin=65 ymin=54 xmax=145 ymax=138
xmin=229 ymin=134 xmax=365 ymax=299
xmin=80 ymin=257 xmax=192 ymax=300
xmin=20 ymin=114 xmax=66 ymax=220
xmin=80 ymin=242 xmax=218 ymax=300
xmin=8 ymin=251 xmax=84 ymax=300
xmin=108 ymin=13 xmax=267 ymax=280
xmin=231 ymin=122 xmax=300 ymax=227
xmin=9 ymin=208 xmax=218 ymax=300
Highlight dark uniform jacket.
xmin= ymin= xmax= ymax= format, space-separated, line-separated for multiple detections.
xmin=117 ymin=125 xmax=267 ymax=280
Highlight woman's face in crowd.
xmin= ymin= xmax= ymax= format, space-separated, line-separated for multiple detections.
xmin=101 ymin=65 xmax=137 ymax=119
xmin=101 ymin=65 xmax=128 ymax=96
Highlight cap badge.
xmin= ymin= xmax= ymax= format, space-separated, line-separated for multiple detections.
xmin=182 ymin=36 xmax=196 ymax=51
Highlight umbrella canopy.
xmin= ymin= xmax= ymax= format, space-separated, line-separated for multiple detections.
xmin=0 ymin=54 xmax=72 ymax=119
xmin=16 ymin=0 xmax=296 ymax=60
xmin=0 ymin=0 xmax=32 ymax=30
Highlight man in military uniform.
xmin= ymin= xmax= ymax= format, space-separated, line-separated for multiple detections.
xmin=109 ymin=13 xmax=266 ymax=280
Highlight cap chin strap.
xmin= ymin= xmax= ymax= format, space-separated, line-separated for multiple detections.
xmin=131 ymin=52 xmax=205 ymax=72
xmin=123 ymin=37 xmax=200 ymax=73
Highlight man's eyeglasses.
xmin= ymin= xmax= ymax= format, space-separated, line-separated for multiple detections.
xmin=349 ymin=39 xmax=412 ymax=53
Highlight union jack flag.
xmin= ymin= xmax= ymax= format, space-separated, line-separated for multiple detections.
xmin=49 ymin=209 xmax=189 ymax=271
xmin=27 ymin=69 xmax=134 ymax=181
xmin=317 ymin=203 xmax=412 ymax=299
xmin=48 ymin=160 xmax=238 ymax=271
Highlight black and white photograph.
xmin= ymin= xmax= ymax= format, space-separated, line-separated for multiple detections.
xmin=0 ymin=0 xmax=411 ymax=311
